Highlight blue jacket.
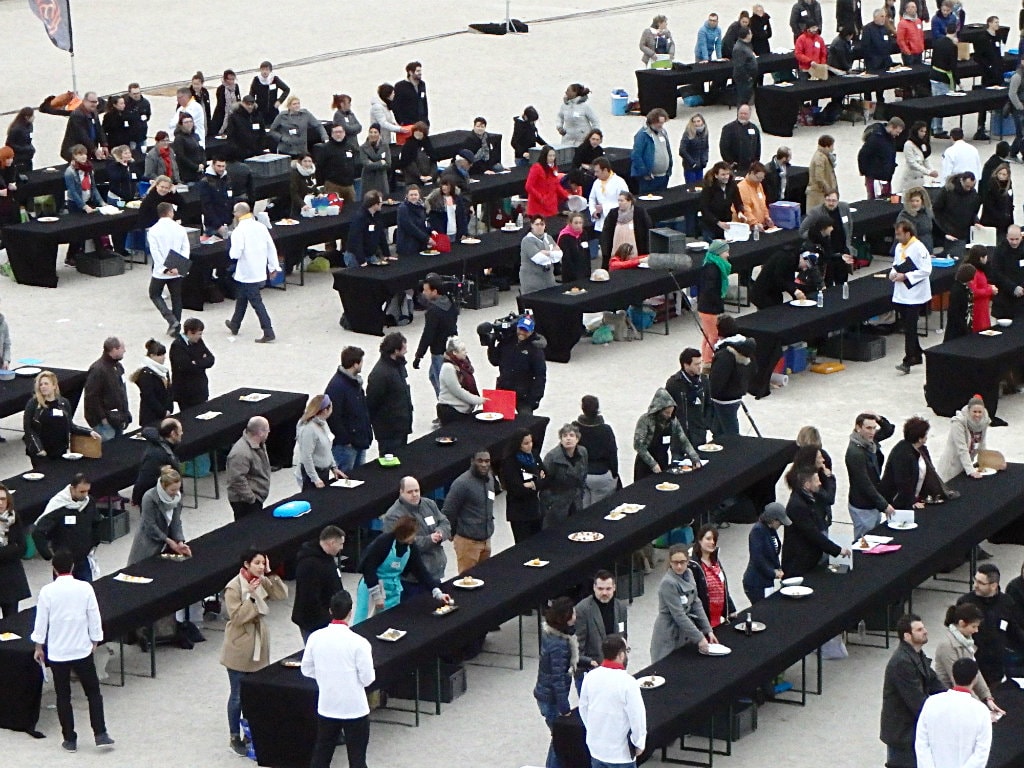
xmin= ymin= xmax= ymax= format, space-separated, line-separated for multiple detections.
xmin=324 ymin=367 xmax=373 ymax=451
xmin=197 ymin=169 xmax=235 ymax=233
xmin=630 ymin=126 xmax=674 ymax=179
xmin=63 ymin=165 xmax=102 ymax=212
xmin=695 ymin=22 xmax=723 ymax=60
xmin=426 ymin=190 xmax=470 ymax=241
xmin=859 ymin=22 xmax=894 ymax=72
xmin=533 ymin=625 xmax=574 ymax=714
xmin=742 ymin=521 xmax=782 ymax=597
xmin=857 ymin=123 xmax=898 ymax=181
xmin=396 ymin=200 xmax=432 ymax=256
xmin=678 ymin=129 xmax=710 ymax=172
xmin=346 ymin=205 xmax=389 ymax=265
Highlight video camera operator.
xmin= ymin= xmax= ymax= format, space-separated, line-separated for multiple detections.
xmin=413 ymin=273 xmax=460 ymax=396
xmin=477 ymin=312 xmax=546 ymax=417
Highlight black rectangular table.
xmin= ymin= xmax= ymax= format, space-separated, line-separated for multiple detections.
xmin=885 ymin=86 xmax=1010 ymax=129
xmin=0 ymin=367 xmax=85 ymax=421
xmin=240 ymin=434 xmax=795 ymax=768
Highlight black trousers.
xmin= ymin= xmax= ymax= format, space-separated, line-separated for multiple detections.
xmin=50 ymin=654 xmax=106 ymax=742
xmin=230 ymin=499 xmax=263 ymax=521
xmin=899 ymin=302 xmax=924 ymax=366
xmin=309 ymin=714 xmax=369 ymax=768
xmin=510 ymin=519 xmax=543 ymax=544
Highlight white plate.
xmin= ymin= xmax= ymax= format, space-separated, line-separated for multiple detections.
xmin=790 ymin=299 xmax=818 ymax=307
xmin=977 ymin=467 xmax=997 ymax=477
xmin=275 ymin=219 xmax=299 ymax=226
xmin=979 ymin=329 xmax=1002 ymax=337
xmin=37 ymin=217 xmax=59 ymax=223
xmin=280 ymin=659 xmax=302 ymax=667
xmin=638 ymin=194 xmax=663 ymax=201
xmin=781 ymin=577 xmax=804 ymax=587
xmin=886 ymin=521 xmax=919 ymax=530
xmin=15 ymin=367 xmax=41 ymax=376
xmin=461 ymin=237 xmax=481 ymax=244
xmin=655 ymin=482 xmax=680 ymax=491
xmin=702 ymin=643 xmax=732 ymax=656
xmin=568 ymin=531 xmax=605 ymax=542
xmin=524 ymin=559 xmax=549 ymax=567
xmin=686 ymin=242 xmax=709 ymax=251
xmin=563 ymin=288 xmax=587 ymax=295
xmin=638 ymin=675 xmax=666 ymax=689
xmin=377 ymin=629 xmax=407 ymax=642
xmin=502 ymin=224 xmax=520 ymax=232
xmin=62 ymin=452 xmax=83 ymax=461
xmin=475 ymin=411 xmax=503 ymax=421
xmin=780 ymin=585 xmax=814 ymax=598
xmin=420 ymin=250 xmax=440 ymax=256
xmin=604 ymin=512 xmax=628 ymax=521
xmin=21 ymin=472 xmax=44 ymax=481
xmin=733 ymin=621 xmax=767 ymax=633
xmin=453 ymin=577 xmax=484 ymax=589
xmin=698 ymin=443 xmax=723 ymax=452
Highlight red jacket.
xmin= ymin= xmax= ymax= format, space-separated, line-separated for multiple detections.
xmin=525 ymin=162 xmax=569 ymax=217
xmin=968 ymin=269 xmax=995 ymax=332
xmin=896 ymin=18 xmax=924 ymax=55
xmin=795 ymin=31 xmax=827 ymax=70
xmin=609 ymin=254 xmax=644 ymax=270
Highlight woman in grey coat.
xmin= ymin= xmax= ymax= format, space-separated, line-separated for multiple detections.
xmin=128 ymin=467 xmax=189 ymax=565
xmin=269 ymin=96 xmax=328 ymax=157
xmin=519 ymin=215 xmax=562 ymax=295
xmin=539 ymin=423 xmax=588 ymax=529
xmin=556 ymin=84 xmax=600 ymax=149
xmin=359 ymin=124 xmax=392 ymax=195
xmin=650 ymin=544 xmax=717 ymax=662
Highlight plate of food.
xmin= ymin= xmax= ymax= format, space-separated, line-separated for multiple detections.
xmin=420 ymin=249 xmax=440 ymax=256
xmin=701 ymin=643 xmax=732 ymax=656
xmin=655 ymin=482 xmax=680 ymax=492
xmin=461 ymin=237 xmax=481 ymax=244
xmin=638 ymin=675 xmax=666 ymax=689
xmin=524 ymin=558 xmax=549 ymax=567
xmin=502 ymin=223 xmax=520 ymax=232
xmin=638 ymin=194 xmax=663 ymax=201
xmin=382 ymin=199 xmax=398 ymax=206
xmin=276 ymin=218 xmax=299 ymax=225
xmin=280 ymin=659 xmax=302 ymax=668
xmin=667 ymin=464 xmax=695 ymax=474
xmin=604 ymin=511 xmax=627 ymax=521
xmin=568 ymin=531 xmax=604 ymax=542
xmin=733 ymin=620 xmax=767 ymax=633
xmin=435 ymin=435 xmax=458 ymax=445
xmin=977 ymin=467 xmax=997 ymax=476
xmin=887 ymin=520 xmax=918 ymax=530
xmin=377 ymin=628 xmax=407 ymax=642
xmin=160 ymin=553 xmax=190 ymax=562
xmin=15 ymin=366 xmax=42 ymax=376
xmin=475 ymin=411 xmax=503 ymax=421
xmin=62 ymin=452 xmax=83 ymax=461
xmin=686 ymin=241 xmax=709 ymax=251
xmin=37 ymin=216 xmax=60 ymax=223
xmin=433 ymin=603 xmax=459 ymax=616
xmin=454 ymin=576 xmax=484 ymax=589
xmin=21 ymin=472 xmax=44 ymax=481
xmin=698 ymin=443 xmax=723 ymax=452
xmin=780 ymin=585 xmax=814 ymax=598
xmin=979 ymin=329 xmax=1002 ymax=337
xmin=790 ymin=299 xmax=818 ymax=307
xmin=618 ymin=503 xmax=645 ymax=514
xmin=563 ymin=287 xmax=587 ymax=295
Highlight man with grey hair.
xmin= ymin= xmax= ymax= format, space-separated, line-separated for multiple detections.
xmin=225 ymin=202 xmax=279 ymax=343
xmin=84 ymin=337 xmax=130 ymax=442
xmin=169 ymin=85 xmax=206 ymax=146
xmin=382 ymin=476 xmax=450 ymax=594
xmin=60 ymin=91 xmax=108 ymax=161
xmin=225 ymin=416 xmax=272 ymax=520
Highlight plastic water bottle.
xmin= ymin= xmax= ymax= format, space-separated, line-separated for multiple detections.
xmin=842 ymin=282 xmax=849 ymax=300
xmin=816 ymin=289 xmax=824 ymax=308
xmin=753 ymin=226 xmax=760 ymax=241
xmin=745 ymin=612 xmax=753 ymax=637
xmin=516 ymin=212 xmax=524 ymax=228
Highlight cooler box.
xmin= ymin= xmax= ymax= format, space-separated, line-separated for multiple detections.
xmin=483 ymin=389 xmax=516 ymax=420
xmin=244 ymin=153 xmax=290 ymax=178
xmin=770 ymin=201 xmax=801 ymax=230
xmin=783 ymin=342 xmax=808 ymax=373
xmin=611 ymin=90 xmax=629 ymax=115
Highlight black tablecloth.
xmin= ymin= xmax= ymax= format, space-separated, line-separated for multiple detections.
xmin=737 ymin=265 xmax=955 ymax=397
xmin=988 ymin=680 xmax=1024 ymax=768
xmin=5 ymin=387 xmax=306 ymax=526
xmin=241 ymin=435 xmax=794 ymax=768
xmin=885 ymin=87 xmax=1010 ymax=127
xmin=0 ymin=367 xmax=85 ymax=420
xmin=924 ymin=307 xmax=1024 ymax=418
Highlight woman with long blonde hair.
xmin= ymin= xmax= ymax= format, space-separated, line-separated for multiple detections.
xmin=23 ymin=371 xmax=97 ymax=466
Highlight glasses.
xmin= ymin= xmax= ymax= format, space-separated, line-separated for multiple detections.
xmin=669 ymin=558 xmax=689 ymax=565
xmin=974 ymin=578 xmax=992 ymax=586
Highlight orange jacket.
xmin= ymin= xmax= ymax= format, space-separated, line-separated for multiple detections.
xmin=734 ymin=178 xmax=771 ymax=226
xmin=896 ymin=17 xmax=924 ymax=55
xmin=795 ymin=31 xmax=827 ymax=70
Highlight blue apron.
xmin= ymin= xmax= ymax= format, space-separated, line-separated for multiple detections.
xmin=353 ymin=539 xmax=410 ymax=625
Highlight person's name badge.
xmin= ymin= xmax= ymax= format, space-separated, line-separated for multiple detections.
xmin=815 ymin=41 xmax=821 ymax=48
xmin=131 ymin=172 xmax=137 ymax=180
xmin=748 ymin=128 xmax=756 ymax=135
xmin=579 ymin=241 xmax=588 ymax=249
xmin=1000 ymin=619 xmax=1009 ymax=631
xmin=368 ymin=224 xmax=375 ymax=232
xmin=1018 ymin=258 xmax=1024 ymax=267
xmin=662 ymin=435 xmax=671 ymax=445
xmin=420 ymin=92 xmax=426 ymax=99
xmin=268 ymin=85 xmax=277 ymax=92
xmin=51 ymin=408 xmax=63 ymax=417
xmin=680 ymin=595 xmax=688 ymax=605
xmin=424 ymin=515 xmax=436 ymax=526
xmin=694 ymin=397 xmax=701 ymax=406
xmin=658 ymin=135 xmax=666 ymax=142
xmin=390 ymin=561 xmax=402 ymax=569
xmin=882 ymin=35 xmax=888 ymax=41
xmin=288 ymin=128 xmax=297 ymax=135
xmin=141 ymin=115 xmax=148 ymax=122
xmin=123 ymin=120 xmax=129 ymax=128
xmin=488 ymin=490 xmax=496 ymax=500
xmin=842 ymin=215 xmax=849 ymax=223
xmin=618 ymin=621 xmax=626 ymax=633
xmin=800 ymin=9 xmax=807 ymax=14
xmin=346 ymin=151 xmax=353 ymax=158
xmin=252 ymin=123 xmax=260 ymax=130
xmin=522 ymin=471 xmax=534 ymax=481
xmin=64 ymin=515 xmax=76 ymax=525
xmin=226 ymin=190 xmax=233 ymax=197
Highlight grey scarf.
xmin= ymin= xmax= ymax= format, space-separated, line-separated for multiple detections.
xmin=850 ymin=431 xmax=876 ymax=453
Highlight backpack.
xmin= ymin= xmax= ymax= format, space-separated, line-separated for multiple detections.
xmin=384 ymin=292 xmax=414 ymax=326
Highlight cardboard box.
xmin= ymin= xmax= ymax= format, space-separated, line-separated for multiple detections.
xmin=957 ymin=41 xmax=971 ymax=61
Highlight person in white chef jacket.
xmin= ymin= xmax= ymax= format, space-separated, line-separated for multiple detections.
xmin=915 ymin=657 xmax=992 ymax=768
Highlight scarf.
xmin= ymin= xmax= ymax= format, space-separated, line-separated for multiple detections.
xmin=446 ymin=353 xmax=479 ymax=395
xmin=575 ymin=412 xmax=605 ymax=427
xmin=543 ymin=623 xmax=580 ymax=673
xmin=849 ymin=430 xmax=877 ymax=454
xmin=155 ymin=482 xmax=181 ymax=508
xmin=75 ymin=159 xmax=93 ymax=191
xmin=296 ymin=163 xmax=316 ymax=177
xmin=257 ymin=73 xmax=275 ymax=86
xmin=705 ymin=252 xmax=732 ymax=298
xmin=0 ymin=509 xmax=14 ymax=547
xmin=140 ymin=356 xmax=169 ymax=381
xmin=947 ymin=624 xmax=976 ymax=654
xmin=557 ymin=224 xmax=583 ymax=241
xmin=616 ymin=205 xmax=635 ymax=225
xmin=516 ymin=451 xmax=538 ymax=469
xmin=158 ymin=145 xmax=173 ymax=177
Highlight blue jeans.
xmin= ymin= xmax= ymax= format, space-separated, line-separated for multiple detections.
xmin=537 ymin=699 xmax=564 ymax=768
xmin=931 ymin=81 xmax=950 ymax=133
xmin=95 ymin=423 xmax=120 ymax=443
xmin=227 ymin=668 xmax=249 ymax=738
xmin=428 ymin=353 xmax=443 ymax=396
xmin=684 ymin=168 xmax=704 ymax=185
xmin=592 ymin=760 xmax=636 ymax=768
xmin=515 ymin=157 xmax=530 ymax=167
xmin=849 ymin=504 xmax=882 ymax=540
xmin=343 ymin=251 xmax=362 ymax=268
xmin=713 ymin=402 xmax=741 ymax=437
xmin=333 ymin=444 xmax=366 ymax=472
xmin=1012 ymin=110 xmax=1024 ymax=157
xmin=230 ymin=280 xmax=274 ymax=334
xmin=638 ymin=175 xmax=669 ymax=195
xmin=72 ymin=558 xmax=93 ymax=583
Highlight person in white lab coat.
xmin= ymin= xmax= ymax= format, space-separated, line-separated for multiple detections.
xmin=915 ymin=657 xmax=992 ymax=768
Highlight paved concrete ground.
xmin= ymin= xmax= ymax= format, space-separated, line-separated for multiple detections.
xmin=0 ymin=0 xmax=1022 ymax=765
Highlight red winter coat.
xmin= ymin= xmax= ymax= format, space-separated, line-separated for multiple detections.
xmin=968 ymin=269 xmax=995 ymax=332
xmin=795 ymin=31 xmax=827 ymax=70
xmin=525 ymin=162 xmax=569 ymax=217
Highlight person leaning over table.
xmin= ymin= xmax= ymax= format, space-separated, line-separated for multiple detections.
xmin=436 ymin=336 xmax=485 ymax=425
xmin=23 ymin=370 xmax=98 ymax=466
xmin=750 ymin=248 xmax=818 ymax=308
xmin=742 ymin=502 xmax=791 ymax=603
xmin=937 ymin=395 xmax=992 ymax=483
xmin=990 ymin=225 xmax=1024 ymax=318
xmin=534 ymin=596 xmax=577 ymax=768
xmin=690 ymin=525 xmax=738 ymax=628
xmin=724 ymin=12 xmax=751 ymax=59
xmin=881 ymin=416 xmax=949 ymax=509
xmin=344 ymin=190 xmax=390 ymax=268
xmin=931 ymin=602 xmax=1006 ymax=715
xmin=650 ymin=544 xmax=717 ymax=662
xmin=502 ymin=428 xmax=546 ymax=543
xmin=130 ymin=417 xmax=182 ymax=507
xmin=632 ymin=388 xmax=701 ymax=481
xmin=221 ymin=547 xmax=288 ymax=757
xmin=574 ymin=395 xmax=619 ymax=506
xmin=32 ymin=474 xmax=100 ymax=582
xmin=225 ymin=416 xmax=272 ymax=521
xmin=696 ymin=239 xmax=732 ymax=365
xmin=383 ymin=476 xmax=450 ymax=594
xmin=896 ymin=186 xmax=935 ymax=254
xmin=169 ymin=317 xmax=215 ymax=409
xmin=292 ymin=526 xmax=346 ymax=644
xmin=352 ymin=515 xmax=450 ymax=625
xmin=0 ymin=483 xmax=30 ymax=618
xmin=800 ymin=191 xmax=855 ymax=286
xmin=540 ymin=423 xmax=588 ymax=529
xmin=294 ymin=394 xmax=347 ymax=492
xmin=781 ymin=466 xmax=851 ymax=577
xmin=890 ymin=219 xmax=932 ymax=375
xmin=695 ymin=13 xmax=723 ymax=61
xmin=640 ymin=14 xmax=676 ymax=65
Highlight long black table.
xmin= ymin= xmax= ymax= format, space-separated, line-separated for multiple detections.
xmin=628 ymin=463 xmax=1024 ymax=766
xmin=0 ymin=367 xmax=85 ymax=421
xmin=0 ymin=413 xmax=546 ymax=736
xmin=240 ymin=434 xmax=794 ymax=768
xmin=885 ymin=86 xmax=1010 ymax=130
xmin=737 ymin=264 xmax=956 ymax=397
xmin=924 ymin=306 xmax=1024 ymax=418
xmin=5 ymin=387 xmax=306 ymax=526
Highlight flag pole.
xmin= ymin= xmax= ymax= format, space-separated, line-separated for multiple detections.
xmin=66 ymin=0 xmax=78 ymax=92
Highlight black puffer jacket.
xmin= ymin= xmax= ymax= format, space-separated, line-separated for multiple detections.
xmin=493 ymin=333 xmax=547 ymax=410
xmin=709 ymin=337 xmax=757 ymax=403
xmin=366 ymin=355 xmax=413 ymax=442
xmin=131 ymin=427 xmax=181 ymax=505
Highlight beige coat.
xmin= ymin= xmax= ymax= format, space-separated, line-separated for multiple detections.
xmin=931 ymin=625 xmax=992 ymax=701
xmin=219 ymin=572 xmax=288 ymax=672
xmin=806 ymin=147 xmax=837 ymax=211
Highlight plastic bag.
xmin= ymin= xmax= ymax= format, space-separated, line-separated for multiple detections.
xmin=592 ymin=325 xmax=614 ymax=344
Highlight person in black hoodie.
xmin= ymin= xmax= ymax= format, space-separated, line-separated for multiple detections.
xmin=291 ymin=526 xmax=346 ymax=643
xmin=708 ymin=319 xmax=756 ymax=437
xmin=249 ymin=61 xmax=290 ymax=125
xmin=574 ymin=395 xmax=619 ymax=506
xmin=324 ymin=346 xmax=373 ymax=472
xmin=224 ymin=96 xmax=268 ymax=162
xmin=511 ymin=107 xmax=547 ymax=167
xmin=781 ymin=466 xmax=850 ymax=577
xmin=131 ymin=418 xmax=182 ymax=505
xmin=413 ymin=274 xmax=459 ymax=396
xmin=665 ymin=347 xmax=712 ymax=448
xmin=492 ymin=315 xmax=547 ymax=416
xmin=972 ymin=16 xmax=1005 ymax=140
xmin=197 ymin=158 xmax=236 ymax=237
xmin=751 ymin=248 xmax=820 ymax=308
xmin=858 ymin=118 xmax=904 ymax=199
xmin=366 ymin=332 xmax=413 ymax=454
xmin=956 ymin=563 xmax=1024 ymax=688
xmin=32 ymin=475 xmax=100 ymax=581
xmin=344 ymin=191 xmax=390 ymax=268
xmin=501 ymin=429 xmax=546 ymax=543
xmin=315 ymin=123 xmax=358 ymax=205
xmin=169 ymin=318 xmax=215 ymax=409
xmin=173 ymin=115 xmax=206 ymax=184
